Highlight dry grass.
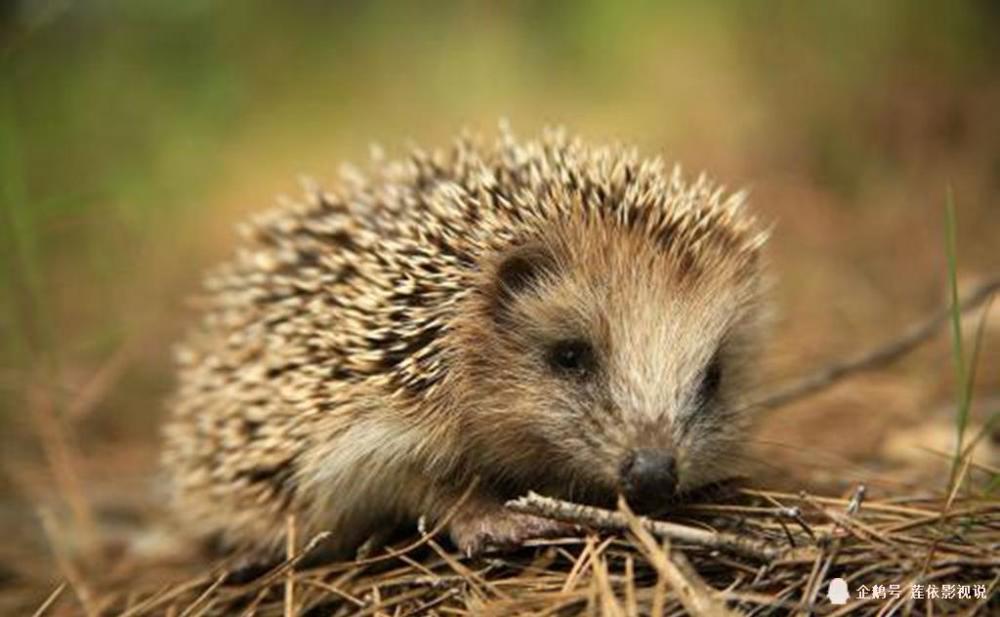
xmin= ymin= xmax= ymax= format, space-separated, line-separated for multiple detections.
xmin=17 ymin=484 xmax=998 ymax=616
xmin=9 ymin=285 xmax=997 ymax=617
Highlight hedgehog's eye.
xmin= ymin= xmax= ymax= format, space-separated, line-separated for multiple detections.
xmin=547 ymin=339 xmax=595 ymax=377
xmin=698 ymin=354 xmax=723 ymax=401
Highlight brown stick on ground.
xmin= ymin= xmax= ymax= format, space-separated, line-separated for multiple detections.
xmin=506 ymin=492 xmax=801 ymax=562
xmin=619 ymin=496 xmax=741 ymax=617
xmin=752 ymin=275 xmax=1000 ymax=412
xmin=285 ymin=514 xmax=297 ymax=617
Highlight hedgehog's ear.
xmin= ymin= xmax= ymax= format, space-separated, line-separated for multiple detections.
xmin=491 ymin=244 xmax=557 ymax=318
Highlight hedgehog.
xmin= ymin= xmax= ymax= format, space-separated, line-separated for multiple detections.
xmin=162 ymin=126 xmax=769 ymax=558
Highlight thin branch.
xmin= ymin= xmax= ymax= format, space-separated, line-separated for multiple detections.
xmin=752 ymin=275 xmax=1000 ymax=412
xmin=178 ymin=574 xmax=226 ymax=617
xmin=37 ymin=508 xmax=97 ymax=617
xmin=619 ymin=496 xmax=740 ymax=617
xmin=66 ymin=340 xmax=136 ymax=420
xmin=506 ymin=492 xmax=801 ymax=562
xmin=798 ymin=485 xmax=865 ymax=615
xmin=29 ymin=382 xmax=97 ymax=549
xmin=228 ymin=531 xmax=333 ymax=593
xmin=285 ymin=514 xmax=297 ymax=617
xmin=30 ymin=582 xmax=67 ymax=617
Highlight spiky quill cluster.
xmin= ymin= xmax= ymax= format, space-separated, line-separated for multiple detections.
xmin=162 ymin=127 xmax=766 ymax=553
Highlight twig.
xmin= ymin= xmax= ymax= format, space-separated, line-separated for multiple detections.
xmin=230 ymin=531 xmax=333 ymax=593
xmin=561 ymin=535 xmax=611 ymax=593
xmin=178 ymin=574 xmax=226 ymax=617
xmin=296 ymin=579 xmax=365 ymax=608
xmin=397 ymin=587 xmax=461 ymax=617
xmin=798 ymin=485 xmax=865 ymax=616
xmin=591 ymin=545 xmax=625 ymax=617
xmin=752 ymin=275 xmax=1000 ymax=412
xmin=624 ymin=555 xmax=638 ymax=617
xmin=37 ymin=508 xmax=97 ymax=617
xmin=285 ymin=514 xmax=297 ymax=617
xmin=66 ymin=339 xmax=136 ymax=419
xmin=118 ymin=577 xmax=214 ymax=617
xmin=30 ymin=382 xmax=97 ymax=549
xmin=426 ymin=538 xmax=507 ymax=601
xmin=237 ymin=586 xmax=272 ymax=617
xmin=31 ymin=581 xmax=67 ymax=617
xmin=620 ymin=497 xmax=739 ymax=617
xmin=325 ymin=478 xmax=480 ymax=572
xmin=506 ymin=492 xmax=794 ymax=562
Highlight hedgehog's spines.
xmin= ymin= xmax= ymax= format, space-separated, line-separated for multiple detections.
xmin=164 ymin=127 xmax=767 ymax=554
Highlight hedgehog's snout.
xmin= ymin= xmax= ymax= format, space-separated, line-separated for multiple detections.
xmin=618 ymin=448 xmax=678 ymax=513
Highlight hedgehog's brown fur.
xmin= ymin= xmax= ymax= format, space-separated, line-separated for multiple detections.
xmin=162 ymin=126 xmax=769 ymax=557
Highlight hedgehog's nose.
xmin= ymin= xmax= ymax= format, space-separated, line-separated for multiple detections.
xmin=620 ymin=448 xmax=678 ymax=513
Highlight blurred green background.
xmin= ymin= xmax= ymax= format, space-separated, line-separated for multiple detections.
xmin=1 ymin=0 xmax=998 ymax=542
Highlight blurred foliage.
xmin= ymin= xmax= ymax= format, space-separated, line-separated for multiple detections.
xmin=0 ymin=1 xmax=998 ymax=430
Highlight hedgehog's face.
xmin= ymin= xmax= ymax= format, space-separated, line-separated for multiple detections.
xmin=461 ymin=224 xmax=765 ymax=513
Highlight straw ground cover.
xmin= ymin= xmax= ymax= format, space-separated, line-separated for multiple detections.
xmin=14 ymin=277 xmax=999 ymax=616
xmin=20 ymin=465 xmax=999 ymax=616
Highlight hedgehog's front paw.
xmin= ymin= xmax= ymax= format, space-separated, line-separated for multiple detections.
xmin=448 ymin=509 xmax=578 ymax=557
